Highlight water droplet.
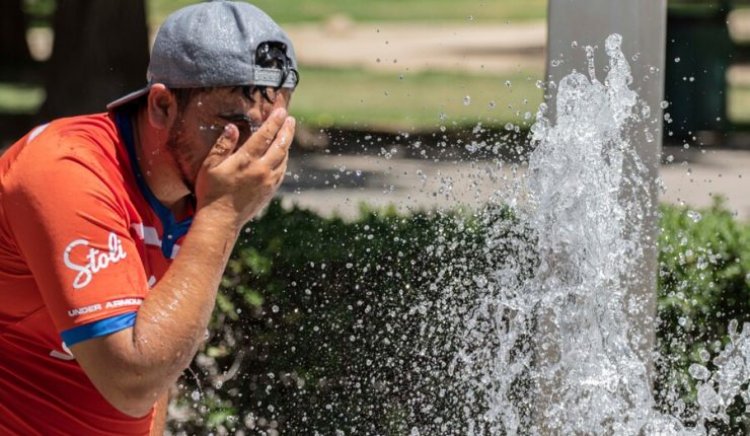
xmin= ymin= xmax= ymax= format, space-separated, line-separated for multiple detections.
xmin=697 ymin=384 xmax=720 ymax=411
xmin=674 ymin=57 xmax=680 ymax=63
xmin=641 ymin=104 xmax=651 ymax=119
xmin=728 ymin=319 xmax=739 ymax=336
xmin=689 ymin=363 xmax=710 ymax=381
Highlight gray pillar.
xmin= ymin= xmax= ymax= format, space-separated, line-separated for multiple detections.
xmin=542 ymin=0 xmax=666 ymax=415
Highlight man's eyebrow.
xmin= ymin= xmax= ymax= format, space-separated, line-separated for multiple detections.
xmin=218 ymin=113 xmax=252 ymax=124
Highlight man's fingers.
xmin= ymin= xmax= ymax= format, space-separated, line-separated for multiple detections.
xmin=274 ymin=163 xmax=289 ymax=188
xmin=240 ymin=108 xmax=287 ymax=159
xmin=260 ymin=117 xmax=295 ymax=169
xmin=204 ymin=123 xmax=239 ymax=168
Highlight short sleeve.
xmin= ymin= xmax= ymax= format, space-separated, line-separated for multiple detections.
xmin=3 ymin=133 xmax=149 ymax=346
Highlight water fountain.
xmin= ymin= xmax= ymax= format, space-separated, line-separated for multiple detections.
xmin=407 ymin=2 xmax=750 ymax=433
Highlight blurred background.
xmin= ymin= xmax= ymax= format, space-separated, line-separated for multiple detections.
xmin=0 ymin=0 xmax=547 ymax=143
xmin=3 ymin=0 xmax=750 ymax=217
xmin=3 ymin=0 xmax=750 ymax=140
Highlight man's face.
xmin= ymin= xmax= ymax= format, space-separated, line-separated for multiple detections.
xmin=166 ymin=86 xmax=292 ymax=192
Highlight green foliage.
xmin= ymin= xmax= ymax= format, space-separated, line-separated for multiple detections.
xmin=22 ymin=0 xmax=55 ymax=26
xmin=656 ymin=199 xmax=750 ymax=433
xmin=169 ymin=198 xmax=750 ymax=434
xmin=169 ymin=200 xmax=498 ymax=434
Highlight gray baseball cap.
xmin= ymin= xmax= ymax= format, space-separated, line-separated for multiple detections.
xmin=107 ymin=0 xmax=298 ymax=110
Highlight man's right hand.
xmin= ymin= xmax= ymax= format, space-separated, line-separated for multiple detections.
xmin=195 ymin=107 xmax=295 ymax=228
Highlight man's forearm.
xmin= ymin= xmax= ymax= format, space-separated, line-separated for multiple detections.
xmin=133 ymin=206 xmax=239 ymax=371
xmin=72 ymin=206 xmax=240 ymax=417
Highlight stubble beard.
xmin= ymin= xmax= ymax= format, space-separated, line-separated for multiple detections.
xmin=166 ymin=122 xmax=199 ymax=195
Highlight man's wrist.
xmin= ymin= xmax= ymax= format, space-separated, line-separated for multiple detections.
xmin=193 ymin=204 xmax=243 ymax=238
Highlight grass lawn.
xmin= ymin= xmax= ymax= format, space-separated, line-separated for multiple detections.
xmin=149 ymin=0 xmax=548 ymax=25
xmin=728 ymin=85 xmax=750 ymax=125
xmin=0 ymin=67 xmax=547 ymax=132
xmin=0 ymin=83 xmax=45 ymax=114
xmin=10 ymin=72 xmax=750 ymax=132
xmin=289 ymin=67 xmax=544 ymax=131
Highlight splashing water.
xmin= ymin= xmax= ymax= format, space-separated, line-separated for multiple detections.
xmin=412 ymin=34 xmax=750 ymax=435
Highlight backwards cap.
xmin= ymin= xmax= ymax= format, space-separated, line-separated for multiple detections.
xmin=107 ymin=0 xmax=298 ymax=110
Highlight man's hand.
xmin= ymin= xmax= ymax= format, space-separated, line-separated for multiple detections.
xmin=195 ymin=108 xmax=295 ymax=227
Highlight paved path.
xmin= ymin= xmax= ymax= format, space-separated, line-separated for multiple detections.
xmin=659 ymin=147 xmax=750 ymax=219
xmin=286 ymin=20 xmax=546 ymax=75
xmin=280 ymin=144 xmax=750 ymax=222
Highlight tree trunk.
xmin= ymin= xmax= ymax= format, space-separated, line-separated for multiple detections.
xmin=0 ymin=0 xmax=33 ymax=69
xmin=40 ymin=0 xmax=149 ymax=119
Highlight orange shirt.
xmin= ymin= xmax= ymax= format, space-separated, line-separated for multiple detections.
xmin=0 ymin=111 xmax=192 ymax=434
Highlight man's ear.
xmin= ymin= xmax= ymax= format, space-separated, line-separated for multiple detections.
xmin=146 ymin=84 xmax=177 ymax=130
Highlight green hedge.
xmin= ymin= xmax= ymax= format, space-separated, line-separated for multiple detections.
xmin=656 ymin=199 xmax=750 ymax=434
xmin=167 ymin=199 xmax=749 ymax=435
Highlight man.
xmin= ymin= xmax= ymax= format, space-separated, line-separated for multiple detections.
xmin=0 ymin=1 xmax=298 ymax=434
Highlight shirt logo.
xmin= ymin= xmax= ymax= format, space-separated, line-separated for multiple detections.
xmin=49 ymin=342 xmax=75 ymax=361
xmin=63 ymin=232 xmax=127 ymax=289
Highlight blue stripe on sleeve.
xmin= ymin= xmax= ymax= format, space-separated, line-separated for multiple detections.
xmin=60 ymin=312 xmax=137 ymax=347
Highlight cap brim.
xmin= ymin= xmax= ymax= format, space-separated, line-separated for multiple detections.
xmin=106 ymin=86 xmax=150 ymax=111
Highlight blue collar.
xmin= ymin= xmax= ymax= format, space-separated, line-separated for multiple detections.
xmin=114 ymin=110 xmax=193 ymax=258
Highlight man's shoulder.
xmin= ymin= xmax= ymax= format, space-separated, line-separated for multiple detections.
xmin=0 ymin=112 xmax=134 ymax=211
xmin=4 ymin=112 xmax=125 ymax=179
xmin=29 ymin=112 xmax=120 ymax=158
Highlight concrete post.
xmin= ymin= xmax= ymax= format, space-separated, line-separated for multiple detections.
xmin=542 ymin=0 xmax=667 ymax=418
